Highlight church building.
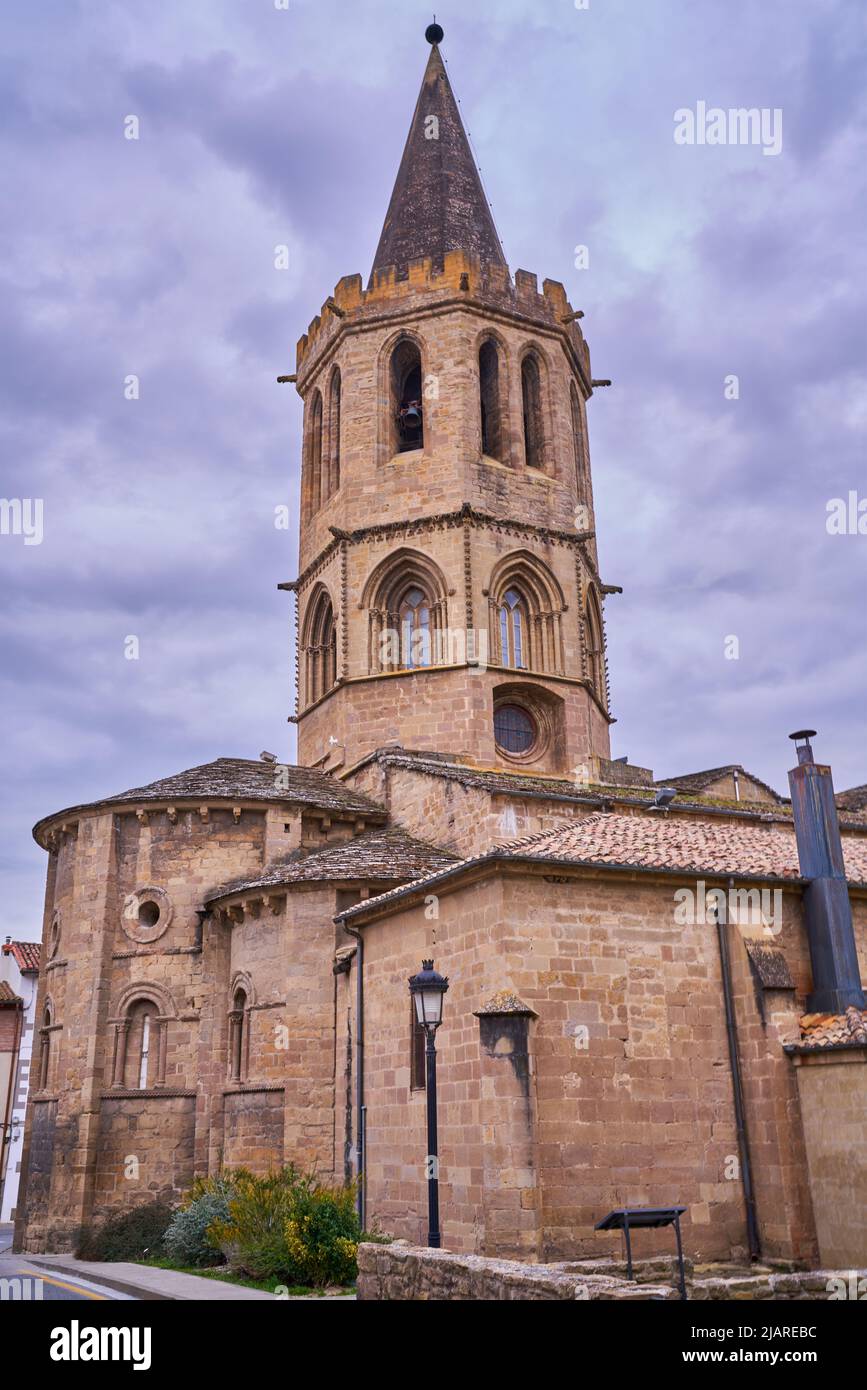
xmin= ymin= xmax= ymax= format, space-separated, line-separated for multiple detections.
xmin=15 ymin=28 xmax=867 ymax=1273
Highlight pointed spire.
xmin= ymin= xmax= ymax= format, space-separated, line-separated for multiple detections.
xmin=369 ymin=29 xmax=506 ymax=284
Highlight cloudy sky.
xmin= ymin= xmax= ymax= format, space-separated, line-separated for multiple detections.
xmin=2 ymin=0 xmax=865 ymax=936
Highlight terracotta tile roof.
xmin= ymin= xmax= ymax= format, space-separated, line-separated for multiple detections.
xmin=337 ymin=810 xmax=867 ymax=923
xmin=655 ymin=765 xmax=783 ymax=803
xmin=0 ymin=981 xmax=22 ymax=1005
xmin=33 ymin=758 xmax=386 ymax=845
xmin=2 ymin=940 xmax=41 ymax=973
xmin=207 ymin=827 xmax=458 ymax=904
xmin=796 ymin=1006 xmax=867 ymax=1050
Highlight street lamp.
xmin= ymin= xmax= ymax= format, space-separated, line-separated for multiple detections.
xmin=408 ymin=959 xmax=449 ymax=1248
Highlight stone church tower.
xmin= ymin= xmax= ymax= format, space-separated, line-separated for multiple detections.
xmin=290 ymin=30 xmax=615 ymax=783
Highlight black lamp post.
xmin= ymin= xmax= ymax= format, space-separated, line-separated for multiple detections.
xmin=408 ymin=959 xmax=449 ymax=1248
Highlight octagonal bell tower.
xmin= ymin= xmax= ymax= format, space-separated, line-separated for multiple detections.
xmin=287 ymin=28 xmax=617 ymax=781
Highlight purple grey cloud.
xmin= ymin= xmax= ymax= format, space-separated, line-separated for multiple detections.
xmin=2 ymin=0 xmax=865 ymax=935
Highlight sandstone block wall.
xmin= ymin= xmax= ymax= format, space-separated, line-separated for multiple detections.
xmin=350 ymin=866 xmax=820 ymax=1264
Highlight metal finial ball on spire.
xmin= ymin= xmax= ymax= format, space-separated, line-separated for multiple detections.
xmin=426 ymin=22 xmax=444 ymax=45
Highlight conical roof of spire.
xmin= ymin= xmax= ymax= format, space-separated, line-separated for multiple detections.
xmin=369 ymin=36 xmax=506 ymax=283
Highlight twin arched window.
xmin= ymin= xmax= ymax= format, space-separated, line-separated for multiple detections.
xmin=363 ymin=549 xmax=448 ymax=673
xmin=303 ymin=588 xmax=337 ymax=706
xmin=306 ymin=369 xmax=342 ymax=515
xmin=489 ymin=554 xmax=565 ymax=674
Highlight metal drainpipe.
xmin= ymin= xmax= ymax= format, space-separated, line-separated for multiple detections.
xmin=342 ymin=922 xmax=365 ymax=1231
xmin=717 ymin=881 xmax=761 ymax=1260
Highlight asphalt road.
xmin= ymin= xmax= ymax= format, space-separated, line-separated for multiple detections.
xmin=0 ymin=1251 xmax=136 ymax=1301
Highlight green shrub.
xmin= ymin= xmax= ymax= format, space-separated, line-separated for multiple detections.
xmin=283 ymin=1183 xmax=360 ymax=1286
xmin=163 ymin=1176 xmax=235 ymax=1267
xmin=77 ymin=1200 xmax=174 ymax=1262
xmin=208 ymin=1167 xmax=360 ymax=1286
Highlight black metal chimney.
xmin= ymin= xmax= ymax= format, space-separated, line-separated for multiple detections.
xmin=788 ymin=730 xmax=865 ymax=1014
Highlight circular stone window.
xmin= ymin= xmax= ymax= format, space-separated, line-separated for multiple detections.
xmin=121 ymin=887 xmax=173 ymax=944
xmin=494 ymin=703 xmax=537 ymax=756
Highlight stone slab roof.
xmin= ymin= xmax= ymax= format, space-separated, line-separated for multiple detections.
xmin=655 ymin=765 xmax=783 ymax=802
xmin=33 ymin=758 xmax=386 ymax=845
xmin=838 ymin=784 xmax=867 ymax=812
xmin=207 ymin=827 xmax=458 ymax=904
xmin=2 ymin=940 xmax=41 ymax=973
xmin=353 ymin=747 xmax=867 ymax=829
xmin=369 ymin=41 xmax=506 ymax=283
xmin=337 ymin=810 xmax=867 ymax=923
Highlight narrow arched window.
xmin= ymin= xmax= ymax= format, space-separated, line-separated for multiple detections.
xmin=521 ymin=355 xmax=544 ymax=470
xmin=391 ymin=340 xmax=424 ymax=453
xmin=498 ymin=588 xmax=527 ymax=669
xmin=399 ymin=586 xmax=431 ymax=668
xmin=229 ymin=987 xmax=248 ymax=1083
xmin=39 ymin=1004 xmax=52 ymax=1090
xmin=479 ymin=340 xmax=504 ymax=462
xmin=308 ymin=390 xmax=324 ymax=512
xmin=327 ymin=369 xmax=341 ymax=498
xmin=126 ymin=1000 xmax=158 ymax=1090
xmin=571 ymin=384 xmax=587 ymax=504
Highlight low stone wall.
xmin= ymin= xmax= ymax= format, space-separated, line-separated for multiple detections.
xmin=356 ymin=1242 xmax=677 ymax=1301
xmin=357 ymin=1242 xmax=867 ymax=1302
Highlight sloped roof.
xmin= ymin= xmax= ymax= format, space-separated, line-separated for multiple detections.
xmin=0 ymin=981 xmax=22 ymax=1005
xmin=793 ymin=1006 xmax=867 ymax=1052
xmin=337 ymin=810 xmax=867 ymax=924
xmin=655 ymin=765 xmax=783 ymax=802
xmin=207 ymin=827 xmax=458 ymax=904
xmin=33 ymin=759 xmax=386 ymax=845
xmin=369 ymin=41 xmax=506 ymax=283
xmin=838 ymin=784 xmax=867 ymax=812
xmin=2 ymin=941 xmax=41 ymax=973
xmin=352 ymin=748 xmax=803 ymax=822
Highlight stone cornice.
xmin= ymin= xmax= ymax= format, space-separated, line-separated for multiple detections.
xmin=289 ymin=504 xmax=612 ymax=596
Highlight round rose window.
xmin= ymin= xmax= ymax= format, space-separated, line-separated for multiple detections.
xmin=494 ymin=703 xmax=537 ymax=755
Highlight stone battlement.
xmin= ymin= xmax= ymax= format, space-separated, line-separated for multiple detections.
xmin=295 ymin=250 xmax=592 ymax=386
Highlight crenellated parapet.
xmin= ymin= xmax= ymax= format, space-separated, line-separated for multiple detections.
xmin=294 ymin=250 xmax=593 ymax=394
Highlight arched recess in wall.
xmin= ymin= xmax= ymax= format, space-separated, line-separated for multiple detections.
xmin=520 ymin=348 xmax=550 ymax=473
xmin=478 ymin=335 xmax=508 ymax=463
xmin=584 ymin=585 xmax=607 ymax=708
xmin=110 ymin=982 xmax=178 ymax=1091
xmin=301 ymin=584 xmax=338 ymax=706
xmin=305 ymin=388 xmax=324 ymax=516
xmin=326 ymin=367 xmax=341 ymax=500
xmin=383 ymin=333 xmax=426 ymax=456
xmin=487 ymin=550 xmax=566 ymax=675
xmin=361 ymin=547 xmax=450 ymax=673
